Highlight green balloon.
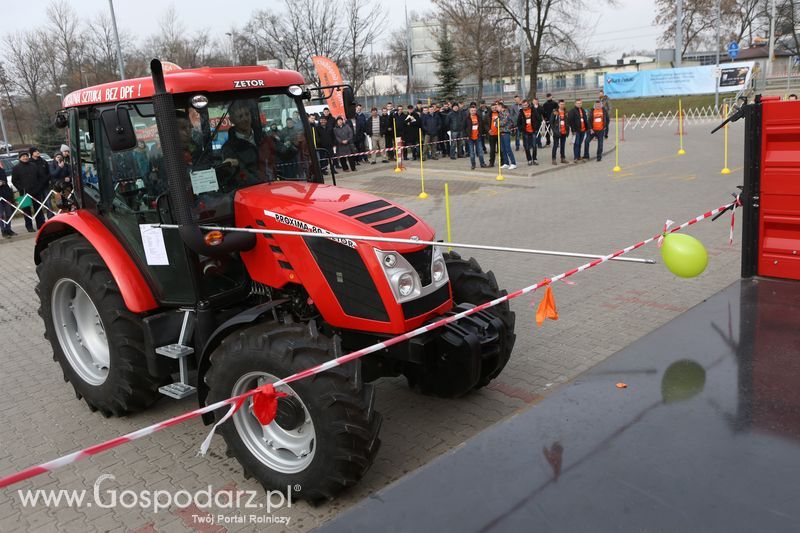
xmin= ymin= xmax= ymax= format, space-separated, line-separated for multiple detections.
xmin=660 ymin=233 xmax=708 ymax=278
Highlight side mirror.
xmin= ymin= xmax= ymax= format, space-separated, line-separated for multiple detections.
xmin=342 ymin=87 xmax=356 ymax=120
xmin=101 ymin=106 xmax=137 ymax=151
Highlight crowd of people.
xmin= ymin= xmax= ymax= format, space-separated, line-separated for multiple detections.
xmin=305 ymin=90 xmax=612 ymax=172
xmin=0 ymin=145 xmax=73 ymax=238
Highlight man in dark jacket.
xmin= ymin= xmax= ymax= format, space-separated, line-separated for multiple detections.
xmin=12 ymin=151 xmax=47 ymax=231
xmin=437 ymin=103 xmax=451 ymax=157
xmin=316 ymin=116 xmax=336 ymax=169
xmin=353 ymin=104 xmax=368 ymax=161
xmin=516 ymin=99 xmax=540 ymax=165
xmin=566 ymin=99 xmax=589 ymax=162
xmin=420 ymin=107 xmax=441 ymax=160
xmin=541 ymin=93 xmax=558 ymax=146
xmin=447 ymin=103 xmax=466 ymax=159
xmin=402 ymin=105 xmax=420 ymax=160
xmin=549 ymin=99 xmax=569 ymax=165
xmin=0 ymin=164 xmax=16 ymax=237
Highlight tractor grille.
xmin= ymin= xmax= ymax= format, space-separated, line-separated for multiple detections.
xmin=340 ymin=201 xmax=419 ymax=234
xmin=402 ymin=246 xmax=432 ymax=286
xmin=304 ymin=237 xmax=389 ymax=322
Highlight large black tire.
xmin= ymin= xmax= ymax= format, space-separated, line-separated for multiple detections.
xmin=36 ymin=234 xmax=161 ymax=416
xmin=205 ymin=320 xmax=382 ymax=502
xmin=444 ymin=251 xmax=517 ymax=387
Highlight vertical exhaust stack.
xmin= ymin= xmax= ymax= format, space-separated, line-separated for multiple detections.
xmin=150 ymin=59 xmax=194 ymax=226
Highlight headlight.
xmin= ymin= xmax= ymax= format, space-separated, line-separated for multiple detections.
xmin=432 ymin=258 xmax=446 ymax=282
xmin=398 ymin=273 xmax=414 ymax=296
xmin=288 ymin=85 xmax=303 ymax=96
xmin=191 ymin=94 xmax=208 ymax=109
xmin=383 ymin=253 xmax=397 ymax=268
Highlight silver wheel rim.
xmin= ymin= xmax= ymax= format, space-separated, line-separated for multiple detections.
xmin=232 ymin=372 xmax=316 ymax=474
xmin=51 ymin=278 xmax=110 ymax=386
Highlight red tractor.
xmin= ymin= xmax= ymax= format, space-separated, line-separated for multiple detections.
xmin=37 ymin=60 xmax=515 ymax=500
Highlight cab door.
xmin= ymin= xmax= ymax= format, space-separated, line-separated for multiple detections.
xmin=91 ymin=102 xmax=197 ymax=305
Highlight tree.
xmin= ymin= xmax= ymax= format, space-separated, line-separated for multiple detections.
xmin=434 ymin=26 xmax=460 ymax=98
xmin=434 ymin=0 xmax=504 ymax=101
xmin=655 ymin=0 xmax=718 ymax=55
xmin=494 ymin=0 xmax=599 ymax=99
xmin=342 ymin=0 xmax=382 ymax=94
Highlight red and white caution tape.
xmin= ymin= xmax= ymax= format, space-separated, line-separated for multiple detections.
xmin=0 ymin=198 xmax=739 ymax=490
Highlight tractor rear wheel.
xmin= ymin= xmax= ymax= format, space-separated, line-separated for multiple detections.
xmin=205 ymin=320 xmax=382 ymax=502
xmin=36 ymin=234 xmax=161 ymax=416
xmin=444 ymin=251 xmax=517 ymax=387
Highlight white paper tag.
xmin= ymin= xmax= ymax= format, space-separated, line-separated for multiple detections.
xmin=190 ymin=168 xmax=219 ymax=194
xmin=139 ymin=224 xmax=169 ymax=266
xmin=526 ymin=118 xmax=531 ymax=124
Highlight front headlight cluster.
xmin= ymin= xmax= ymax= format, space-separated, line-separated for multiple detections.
xmin=375 ymin=246 xmax=449 ymax=303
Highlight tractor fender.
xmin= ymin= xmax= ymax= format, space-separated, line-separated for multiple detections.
xmin=196 ymin=299 xmax=288 ymax=424
xmin=35 ymin=211 xmax=158 ymax=314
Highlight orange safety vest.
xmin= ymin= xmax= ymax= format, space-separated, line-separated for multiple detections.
xmin=579 ymin=109 xmax=586 ymax=132
xmin=523 ymin=108 xmax=534 ymax=133
xmin=592 ymin=108 xmax=605 ymax=131
xmin=470 ymin=115 xmax=480 ymax=140
xmin=489 ymin=112 xmax=499 ymax=136
xmin=558 ymin=110 xmax=566 ymax=135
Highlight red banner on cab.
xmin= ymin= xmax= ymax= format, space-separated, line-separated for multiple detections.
xmin=311 ymin=56 xmax=345 ymax=119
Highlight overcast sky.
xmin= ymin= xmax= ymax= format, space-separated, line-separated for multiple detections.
xmin=7 ymin=0 xmax=663 ymax=64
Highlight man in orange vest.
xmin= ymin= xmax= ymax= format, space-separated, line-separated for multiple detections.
xmin=463 ymin=104 xmax=488 ymax=169
xmin=516 ymin=99 xmax=540 ymax=165
xmin=585 ymin=100 xmax=609 ymax=162
xmin=567 ymin=98 xmax=589 ymax=162
xmin=549 ymin=99 xmax=569 ymax=165
xmin=483 ymin=102 xmax=501 ymax=168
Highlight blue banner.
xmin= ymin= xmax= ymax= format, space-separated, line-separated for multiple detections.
xmin=603 ymin=62 xmax=754 ymax=99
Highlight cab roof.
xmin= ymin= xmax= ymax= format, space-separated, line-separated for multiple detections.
xmin=62 ymin=65 xmax=305 ymax=108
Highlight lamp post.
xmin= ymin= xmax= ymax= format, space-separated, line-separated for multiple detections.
xmin=714 ymin=0 xmax=720 ymax=110
xmin=405 ymin=2 xmax=415 ymax=103
xmin=0 ymin=101 xmax=9 ymax=155
xmin=676 ymin=0 xmax=683 ymax=66
xmin=226 ymin=32 xmax=237 ymax=65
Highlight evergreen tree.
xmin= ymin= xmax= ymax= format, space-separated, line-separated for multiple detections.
xmin=434 ymin=27 xmax=460 ymax=99
xmin=35 ymin=116 xmax=64 ymax=155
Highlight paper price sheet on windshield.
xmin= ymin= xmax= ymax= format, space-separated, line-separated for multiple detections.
xmin=140 ymin=224 xmax=170 ymax=266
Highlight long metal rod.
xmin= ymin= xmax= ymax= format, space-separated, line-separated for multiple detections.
xmin=108 ymin=0 xmax=126 ymax=80
xmin=155 ymin=224 xmax=655 ymax=264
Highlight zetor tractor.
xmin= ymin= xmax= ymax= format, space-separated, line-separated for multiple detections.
xmin=37 ymin=60 xmax=515 ymax=500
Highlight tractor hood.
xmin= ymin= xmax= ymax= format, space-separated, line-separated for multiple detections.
xmin=235 ymin=182 xmax=435 ymax=252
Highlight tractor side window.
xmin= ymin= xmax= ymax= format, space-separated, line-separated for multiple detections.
xmin=78 ymin=113 xmax=99 ymax=204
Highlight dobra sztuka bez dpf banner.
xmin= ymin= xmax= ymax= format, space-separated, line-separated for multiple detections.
xmin=603 ymin=62 xmax=755 ymax=99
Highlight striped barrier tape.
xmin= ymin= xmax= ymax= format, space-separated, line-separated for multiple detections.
xmin=0 ymin=198 xmax=739 ymax=489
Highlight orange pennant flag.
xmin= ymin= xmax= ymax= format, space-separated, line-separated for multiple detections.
xmin=536 ymin=286 xmax=559 ymax=326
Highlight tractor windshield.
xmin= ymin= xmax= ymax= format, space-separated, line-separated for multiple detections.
xmin=178 ymin=93 xmax=313 ymax=184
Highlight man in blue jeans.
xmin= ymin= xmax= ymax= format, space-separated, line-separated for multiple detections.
xmin=464 ymin=105 xmax=487 ymax=169
xmin=498 ymin=102 xmax=517 ymax=169
xmin=566 ymin=99 xmax=589 ymax=163
xmin=584 ymin=100 xmax=609 ymax=161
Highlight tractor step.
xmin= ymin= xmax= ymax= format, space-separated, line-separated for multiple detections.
xmin=158 ymin=381 xmax=196 ymax=400
xmin=156 ymin=344 xmax=195 ymax=359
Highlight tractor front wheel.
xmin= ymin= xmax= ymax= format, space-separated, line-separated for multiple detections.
xmin=444 ymin=251 xmax=517 ymax=387
xmin=205 ymin=321 xmax=382 ymax=502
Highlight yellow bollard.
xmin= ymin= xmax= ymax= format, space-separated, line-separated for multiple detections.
xmin=677 ymin=98 xmax=686 ymax=155
xmin=418 ymin=129 xmax=428 ymax=199
xmin=393 ymin=117 xmax=402 ymax=173
xmin=613 ymin=108 xmax=621 ymax=173
xmin=496 ymin=117 xmax=504 ymax=181
xmin=721 ymin=103 xmax=731 ymax=174
xmin=445 ymin=183 xmax=452 ymax=251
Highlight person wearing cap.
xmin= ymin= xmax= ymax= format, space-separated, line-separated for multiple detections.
xmin=12 ymin=151 xmax=47 ymax=232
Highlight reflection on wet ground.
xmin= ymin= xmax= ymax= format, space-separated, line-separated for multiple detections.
xmin=321 ymin=277 xmax=800 ymax=532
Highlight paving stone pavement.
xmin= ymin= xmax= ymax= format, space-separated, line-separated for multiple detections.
xmin=0 ymin=120 xmax=745 ymax=531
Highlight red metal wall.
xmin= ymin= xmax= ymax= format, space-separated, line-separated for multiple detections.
xmin=758 ymin=97 xmax=800 ymax=280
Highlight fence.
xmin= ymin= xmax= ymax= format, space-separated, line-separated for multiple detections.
xmin=623 ymin=105 xmax=727 ymax=131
